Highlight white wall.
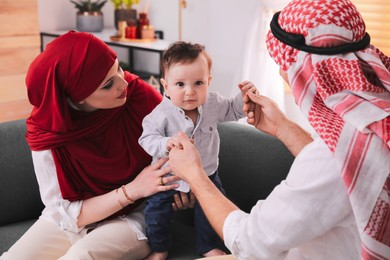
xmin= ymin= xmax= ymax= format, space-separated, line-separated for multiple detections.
xmin=182 ymin=0 xmax=259 ymax=96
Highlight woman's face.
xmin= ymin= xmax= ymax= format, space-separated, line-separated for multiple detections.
xmin=77 ymin=59 xmax=128 ymax=112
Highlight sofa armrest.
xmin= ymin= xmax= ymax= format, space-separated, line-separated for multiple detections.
xmin=0 ymin=119 xmax=44 ymax=226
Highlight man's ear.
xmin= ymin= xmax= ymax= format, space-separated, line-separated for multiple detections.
xmin=160 ymin=78 xmax=169 ymax=96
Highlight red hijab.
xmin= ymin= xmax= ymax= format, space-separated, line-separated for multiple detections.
xmin=267 ymin=0 xmax=390 ymax=258
xmin=25 ymin=31 xmax=162 ymax=212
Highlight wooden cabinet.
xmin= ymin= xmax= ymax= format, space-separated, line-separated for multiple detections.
xmin=0 ymin=0 xmax=40 ymax=122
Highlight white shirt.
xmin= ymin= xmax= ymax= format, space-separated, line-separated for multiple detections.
xmin=31 ymin=150 xmax=147 ymax=243
xmin=223 ymin=137 xmax=360 ymax=260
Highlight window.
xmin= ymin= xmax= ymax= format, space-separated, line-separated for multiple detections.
xmin=352 ymin=0 xmax=390 ymax=55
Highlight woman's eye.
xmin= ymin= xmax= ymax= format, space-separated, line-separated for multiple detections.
xmin=102 ymin=80 xmax=113 ymax=90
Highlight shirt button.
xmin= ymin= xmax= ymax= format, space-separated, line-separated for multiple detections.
xmin=209 ymin=127 xmax=213 ymax=131
xmin=56 ymin=202 xmax=61 ymax=207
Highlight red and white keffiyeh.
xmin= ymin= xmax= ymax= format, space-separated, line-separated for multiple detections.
xmin=266 ymin=0 xmax=390 ymax=259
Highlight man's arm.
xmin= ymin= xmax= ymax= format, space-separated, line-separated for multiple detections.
xmin=168 ymin=133 xmax=238 ymax=238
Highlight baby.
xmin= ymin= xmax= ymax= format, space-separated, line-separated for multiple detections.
xmin=139 ymin=41 xmax=257 ymax=259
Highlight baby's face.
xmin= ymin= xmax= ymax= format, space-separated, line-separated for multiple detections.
xmin=162 ymin=55 xmax=211 ymax=112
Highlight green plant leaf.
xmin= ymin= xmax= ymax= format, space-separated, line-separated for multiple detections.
xmin=70 ymin=0 xmax=107 ymax=12
xmin=110 ymin=0 xmax=123 ymax=10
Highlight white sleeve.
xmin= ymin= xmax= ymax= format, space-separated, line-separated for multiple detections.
xmin=223 ymin=138 xmax=352 ymax=259
xmin=32 ymin=150 xmax=83 ymax=233
xmin=138 ymin=112 xmax=170 ymax=158
xmin=215 ymin=92 xmax=245 ymax=122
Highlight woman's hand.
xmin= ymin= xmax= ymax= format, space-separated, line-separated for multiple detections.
xmin=78 ymin=158 xmax=181 ymax=226
xmin=129 ymin=158 xmax=180 ymax=201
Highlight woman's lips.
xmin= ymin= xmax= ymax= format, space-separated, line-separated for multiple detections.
xmin=118 ymin=89 xmax=127 ymax=99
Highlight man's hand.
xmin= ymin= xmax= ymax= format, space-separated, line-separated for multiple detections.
xmin=244 ymin=92 xmax=287 ymax=137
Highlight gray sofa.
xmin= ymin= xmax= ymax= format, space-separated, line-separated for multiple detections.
xmin=0 ymin=119 xmax=294 ymax=259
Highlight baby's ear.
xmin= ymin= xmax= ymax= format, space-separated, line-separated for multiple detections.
xmin=160 ymin=78 xmax=169 ymax=95
xmin=160 ymin=78 xmax=167 ymax=86
xmin=208 ymin=75 xmax=213 ymax=85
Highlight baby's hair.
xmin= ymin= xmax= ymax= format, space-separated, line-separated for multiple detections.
xmin=161 ymin=41 xmax=212 ymax=78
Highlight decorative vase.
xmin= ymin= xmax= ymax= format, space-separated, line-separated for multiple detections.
xmin=76 ymin=11 xmax=104 ymax=32
xmin=137 ymin=12 xmax=149 ymax=39
xmin=114 ymin=9 xmax=137 ymax=29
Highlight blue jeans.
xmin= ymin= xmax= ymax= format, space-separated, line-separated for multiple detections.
xmin=144 ymin=171 xmax=225 ymax=255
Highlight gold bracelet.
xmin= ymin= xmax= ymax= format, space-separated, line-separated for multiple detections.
xmin=116 ymin=188 xmax=125 ymax=208
xmin=121 ymin=185 xmax=134 ymax=204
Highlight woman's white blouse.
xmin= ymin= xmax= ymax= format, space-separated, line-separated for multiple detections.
xmin=223 ymin=137 xmax=360 ymax=259
xmin=31 ymin=150 xmax=147 ymax=243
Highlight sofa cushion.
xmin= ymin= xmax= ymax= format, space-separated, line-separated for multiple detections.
xmin=218 ymin=122 xmax=294 ymax=213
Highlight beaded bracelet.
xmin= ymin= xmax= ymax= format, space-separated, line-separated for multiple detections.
xmin=121 ymin=185 xmax=134 ymax=204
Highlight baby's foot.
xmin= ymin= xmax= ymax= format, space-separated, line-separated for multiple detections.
xmin=203 ymin=248 xmax=226 ymax=257
xmin=145 ymin=251 xmax=168 ymax=260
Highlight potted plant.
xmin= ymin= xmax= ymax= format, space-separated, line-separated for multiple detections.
xmin=70 ymin=0 xmax=108 ymax=32
xmin=110 ymin=0 xmax=140 ymax=29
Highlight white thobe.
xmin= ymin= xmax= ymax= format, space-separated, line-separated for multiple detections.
xmin=223 ymin=138 xmax=360 ymax=260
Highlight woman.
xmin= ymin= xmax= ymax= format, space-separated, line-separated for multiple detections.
xmin=168 ymin=0 xmax=390 ymax=259
xmin=1 ymin=31 xmax=191 ymax=260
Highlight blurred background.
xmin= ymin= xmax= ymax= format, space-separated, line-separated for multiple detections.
xmin=1 ymin=0 xmax=389 ymax=132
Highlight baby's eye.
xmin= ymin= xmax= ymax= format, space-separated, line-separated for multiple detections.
xmin=195 ymin=81 xmax=204 ymax=86
xmin=176 ymin=82 xmax=184 ymax=87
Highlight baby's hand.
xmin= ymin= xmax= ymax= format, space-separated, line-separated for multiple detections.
xmin=239 ymin=80 xmax=258 ymax=114
xmin=167 ymin=136 xmax=183 ymax=153
xmin=166 ymin=133 xmax=195 ymax=152
xmin=238 ymin=80 xmax=258 ymax=96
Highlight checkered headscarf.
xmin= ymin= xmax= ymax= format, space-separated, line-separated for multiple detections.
xmin=266 ymin=0 xmax=390 ymax=258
